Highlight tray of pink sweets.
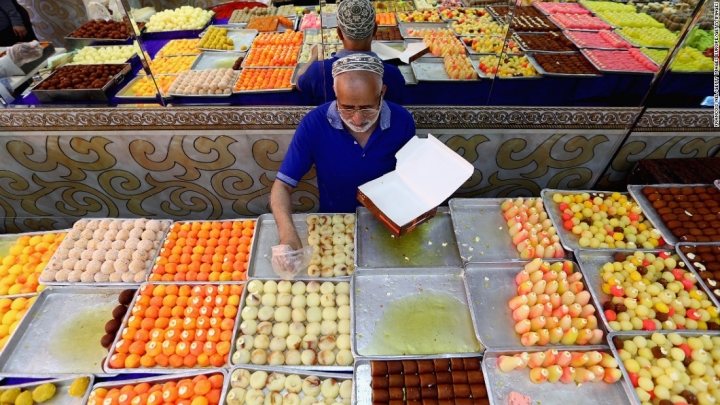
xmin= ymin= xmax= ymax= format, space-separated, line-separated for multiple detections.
xmin=581 ymin=49 xmax=658 ymax=74
xmin=549 ymin=14 xmax=611 ymax=31
xmin=564 ymin=30 xmax=632 ymax=50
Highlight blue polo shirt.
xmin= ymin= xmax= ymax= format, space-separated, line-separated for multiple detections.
xmin=297 ymin=50 xmax=405 ymax=105
xmin=277 ymin=100 xmax=416 ymax=213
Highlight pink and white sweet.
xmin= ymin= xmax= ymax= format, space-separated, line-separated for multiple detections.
xmin=584 ymin=49 xmax=658 ymax=72
xmin=534 ymin=2 xmax=591 ymax=15
xmin=550 ymin=14 xmax=611 ymax=30
xmin=564 ymin=30 xmax=632 ymax=49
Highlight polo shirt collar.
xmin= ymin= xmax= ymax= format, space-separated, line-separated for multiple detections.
xmin=326 ymin=100 xmax=392 ymax=131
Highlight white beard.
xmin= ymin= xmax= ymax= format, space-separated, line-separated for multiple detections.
xmin=341 ymin=112 xmax=379 ymax=133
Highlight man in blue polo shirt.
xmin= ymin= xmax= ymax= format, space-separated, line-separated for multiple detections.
xmin=270 ymin=54 xmax=415 ymax=252
xmin=296 ymin=0 xmax=405 ymax=105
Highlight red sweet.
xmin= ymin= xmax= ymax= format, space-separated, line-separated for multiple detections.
xmin=671 ymin=269 xmax=684 ymax=281
xmin=686 ymin=309 xmax=701 ymax=321
xmin=642 ymin=319 xmax=656 ymax=331
xmin=610 ymin=285 xmax=624 ymax=297
xmin=681 ymin=278 xmax=695 ymax=291
xmin=628 ymin=372 xmax=639 ymax=387
xmin=658 ymin=251 xmax=671 ymax=259
xmin=678 ymin=344 xmax=692 ymax=358
xmin=604 ymin=309 xmax=616 ymax=321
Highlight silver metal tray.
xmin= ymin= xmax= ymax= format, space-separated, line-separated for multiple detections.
xmin=398 ymin=64 xmax=417 ymax=85
xmin=439 ymin=7 xmax=493 ymax=22
xmin=115 ymin=75 xmax=175 ymax=99
xmin=103 ymin=282 xmax=240 ymax=373
xmin=191 ymin=52 xmax=244 ymax=71
xmin=0 ymin=228 xmax=68 ymax=257
xmin=526 ymin=51 xmax=602 ymax=77
xmin=232 ymin=68 xmax=295 ymax=93
xmin=483 ymin=348 xmax=634 ymax=405
xmin=352 ymin=267 xmax=482 ymax=357
xmin=512 ymin=32 xmax=578 ymax=54
xmin=241 ymin=47 xmax=300 ymax=69
xmin=462 ymin=35 xmax=522 ymax=56
xmin=146 ymin=218 xmax=256 ymax=283
xmin=0 ymin=287 xmax=129 ymax=375
xmin=246 ymin=213 xmax=355 ymax=279
xmin=547 ymin=14 xmax=611 ymax=31
xmin=355 ymin=206 xmax=462 ymax=268
xmin=198 ymin=28 xmax=258 ymax=52
xmin=31 ymin=63 xmax=132 ymax=103
xmin=228 ymin=277 xmax=353 ymax=371
xmin=542 ymin=188 xmax=643 ymax=251
xmin=40 ymin=218 xmax=172 ymax=286
xmin=0 ymin=375 xmax=95 ymax=405
xmin=716 ymin=179 xmax=720 ymax=192
xmin=464 ymin=261 xmax=607 ymax=350
xmin=290 ymin=62 xmax=304 ymax=86
xmin=627 ymin=183 xmax=715 ymax=246
xmin=398 ymin=22 xmax=450 ymax=39
xmin=168 ymin=71 xmax=239 ymax=97
xmin=411 ymin=56 xmax=482 ymax=81
xmin=581 ymin=49 xmax=657 ymax=75
xmin=354 ymin=356 xmax=485 ymax=404
xmin=301 ymin=28 xmax=342 ymax=44
xmin=476 ymin=55 xmax=543 ymax=79
xmin=563 ymin=29 xmax=633 ymax=50
xmin=226 ymin=365 xmax=352 ymax=403
xmin=607 ymin=331 xmax=720 ymax=405
xmin=64 ymin=36 xmax=131 ymax=49
xmin=155 ymin=40 xmax=202 ymax=57
xmin=675 ymin=242 xmax=720 ymax=309
xmin=91 ymin=370 xmax=228 ymax=399
xmin=574 ymin=248 xmax=695 ymax=334
xmin=450 ymin=198 xmax=524 ymax=263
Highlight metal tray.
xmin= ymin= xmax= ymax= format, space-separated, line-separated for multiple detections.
xmin=191 ymin=52 xmax=244 ymax=71
xmin=450 ymin=198 xmax=524 ymax=263
xmin=547 ymin=15 xmax=611 ymax=31
xmin=483 ymin=348 xmax=634 ymax=405
xmin=607 ymin=331 xmax=720 ymax=405
xmin=232 ymin=71 xmax=295 ymax=93
xmin=40 ymin=218 xmax=172 ymax=286
xmin=63 ymin=36 xmax=132 ymax=49
xmin=526 ymin=51 xmax=602 ymax=77
xmin=246 ymin=213 xmax=355 ymax=279
xmin=199 ymin=24 xmax=249 ymax=36
xmin=241 ymin=48 xmax=299 ymax=69
xmin=226 ymin=365 xmax=352 ymax=403
xmin=0 ymin=375 xmax=95 ymax=405
xmin=0 ymin=229 xmax=68 ymax=255
xmin=563 ymin=29 xmax=633 ymax=50
xmin=167 ymin=71 xmax=240 ymax=97
xmin=355 ymin=206 xmax=462 ymax=268
xmin=198 ymin=28 xmax=258 ymax=52
xmin=464 ymin=261 xmax=607 ymax=350
xmin=398 ymin=22 xmax=450 ymax=39
xmin=104 ymin=282 xmax=239 ymax=373
xmin=142 ymin=20 xmax=213 ymax=40
xmin=612 ymin=29 xmax=671 ymax=48
xmin=0 ymin=287 xmax=129 ymax=375
xmin=31 ymin=63 xmax=132 ymax=103
xmin=301 ymin=28 xmax=342 ymax=44
xmin=115 ymin=75 xmax=175 ymax=99
xmin=476 ymin=56 xmax=542 ymax=79
xmin=532 ymin=1 xmax=592 ymax=16
xmin=352 ymin=267 xmax=482 ymax=357
xmin=512 ymin=32 xmax=578 ymax=54
xmin=411 ymin=56 xmax=482 ymax=82
xmin=675 ymin=242 xmax=720 ymax=309
xmin=354 ymin=356 xmax=485 ymax=404
xmin=461 ymin=35 xmax=522 ymax=56
xmin=716 ymin=179 xmax=720 ymax=192
xmin=65 ymin=47 xmax=138 ymax=66
xmin=290 ymin=63 xmax=304 ymax=86
xmin=228 ymin=277 xmax=353 ymax=371
xmin=580 ymin=49 xmax=657 ymax=75
xmin=542 ymin=188 xmax=642 ymax=251
xmin=91 ymin=369 xmax=228 ymax=397
xmin=573 ymin=248 xmax=695 ymax=334
xmin=398 ymin=64 xmax=417 ymax=85
xmin=626 ymin=183 xmax=715 ymax=246
xmin=146 ymin=218 xmax=256 ymax=283
xmin=155 ymin=40 xmax=202 ymax=57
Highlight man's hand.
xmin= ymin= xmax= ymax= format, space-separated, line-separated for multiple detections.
xmin=271 ymin=179 xmax=304 ymax=249
xmin=7 ymin=41 xmax=43 ymax=66
xmin=271 ymin=244 xmax=313 ymax=280
xmin=310 ymin=44 xmax=320 ymax=61
xmin=12 ymin=26 xmax=27 ymax=39
xmin=281 ymin=231 xmax=303 ymax=251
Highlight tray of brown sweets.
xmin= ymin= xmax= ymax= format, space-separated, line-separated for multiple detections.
xmin=355 ymin=357 xmax=490 ymax=405
xmin=628 ymin=184 xmax=720 ymax=245
xmin=526 ymin=52 xmax=601 ymax=77
xmin=508 ymin=7 xmax=558 ymax=32
xmin=31 ymin=63 xmax=131 ymax=102
xmin=374 ymin=26 xmax=403 ymax=41
xmin=512 ymin=32 xmax=578 ymax=53
xmin=676 ymin=243 xmax=720 ymax=309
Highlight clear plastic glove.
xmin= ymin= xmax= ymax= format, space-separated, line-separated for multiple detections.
xmin=7 ymin=41 xmax=43 ymax=66
xmin=271 ymin=244 xmax=313 ymax=280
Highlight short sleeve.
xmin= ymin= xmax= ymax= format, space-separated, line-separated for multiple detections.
xmin=297 ymin=61 xmax=320 ymax=93
xmin=277 ymin=118 xmax=315 ymax=188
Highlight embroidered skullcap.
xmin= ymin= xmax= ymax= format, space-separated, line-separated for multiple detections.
xmin=331 ymin=54 xmax=384 ymax=78
xmin=337 ymin=0 xmax=376 ymax=40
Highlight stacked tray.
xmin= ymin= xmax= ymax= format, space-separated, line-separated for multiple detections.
xmin=526 ymin=52 xmax=602 ymax=77
xmin=197 ymin=28 xmax=258 ymax=52
xmin=355 ymin=207 xmax=462 ymax=268
xmin=0 ymin=287 xmax=129 ymax=375
xmin=191 ymin=52 xmax=244 ymax=71
xmin=411 ymin=56 xmax=483 ymax=82
xmin=31 ymin=63 xmax=132 ymax=103
xmin=0 ymin=375 xmax=95 ymax=405
xmin=464 ymin=261 xmax=607 ymax=349
xmin=352 ymin=267 xmax=482 ymax=358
